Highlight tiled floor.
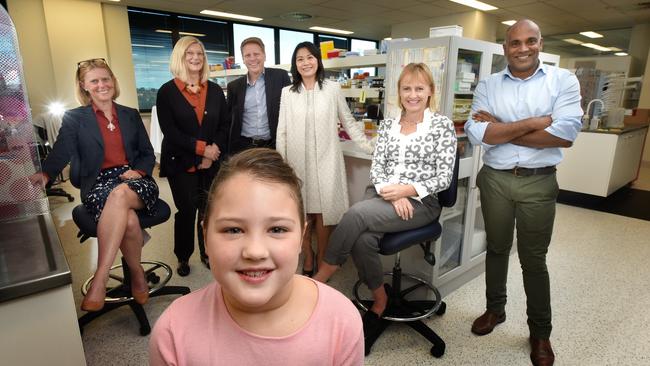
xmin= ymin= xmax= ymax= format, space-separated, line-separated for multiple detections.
xmin=47 ymin=164 xmax=650 ymax=365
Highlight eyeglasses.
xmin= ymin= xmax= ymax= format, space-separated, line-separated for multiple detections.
xmin=77 ymin=58 xmax=107 ymax=68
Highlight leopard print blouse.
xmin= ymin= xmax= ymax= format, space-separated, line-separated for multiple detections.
xmin=370 ymin=109 xmax=457 ymax=199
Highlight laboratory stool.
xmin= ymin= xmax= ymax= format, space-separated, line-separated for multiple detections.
xmin=73 ymin=199 xmax=190 ymax=336
xmin=354 ymin=154 xmax=459 ymax=358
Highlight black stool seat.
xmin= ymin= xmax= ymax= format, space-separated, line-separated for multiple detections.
xmin=73 ymin=198 xmax=190 ymax=336
xmin=380 ymin=223 xmax=442 ymax=256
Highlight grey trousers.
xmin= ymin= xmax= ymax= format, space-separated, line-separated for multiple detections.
xmin=324 ymin=186 xmax=441 ymax=290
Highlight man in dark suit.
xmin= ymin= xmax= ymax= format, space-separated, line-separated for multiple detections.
xmin=226 ymin=37 xmax=291 ymax=154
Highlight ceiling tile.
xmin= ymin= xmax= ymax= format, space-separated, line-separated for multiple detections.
xmin=401 ymin=4 xmax=456 ymax=18
xmin=356 ymin=0 xmax=423 ymax=9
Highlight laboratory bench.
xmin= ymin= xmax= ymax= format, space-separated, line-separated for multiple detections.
xmin=0 ymin=213 xmax=86 ymax=365
xmin=557 ymin=123 xmax=649 ymax=197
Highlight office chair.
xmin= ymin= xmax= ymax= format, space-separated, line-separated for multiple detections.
xmin=33 ymin=124 xmax=74 ymax=202
xmin=354 ymin=153 xmax=460 ymax=358
xmin=73 ymin=199 xmax=190 ymax=336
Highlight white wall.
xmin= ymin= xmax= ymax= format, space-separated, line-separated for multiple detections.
xmin=564 ymin=55 xmax=632 ymax=73
xmin=391 ymin=11 xmax=497 ymax=42
xmin=8 ymin=0 xmax=138 ymax=116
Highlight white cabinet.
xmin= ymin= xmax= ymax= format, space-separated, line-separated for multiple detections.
xmin=557 ymin=127 xmax=648 ymax=196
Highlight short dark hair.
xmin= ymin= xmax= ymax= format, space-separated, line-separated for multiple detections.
xmin=289 ymin=42 xmax=324 ymax=93
xmin=203 ymin=148 xmax=305 ymax=228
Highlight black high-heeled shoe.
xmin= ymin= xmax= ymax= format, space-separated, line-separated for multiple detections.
xmin=177 ymin=261 xmax=190 ymax=277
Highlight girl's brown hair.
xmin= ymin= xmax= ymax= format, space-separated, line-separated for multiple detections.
xmin=203 ymin=148 xmax=305 ymax=228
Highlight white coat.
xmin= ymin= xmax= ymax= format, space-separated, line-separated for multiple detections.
xmin=276 ymin=79 xmax=374 ymax=225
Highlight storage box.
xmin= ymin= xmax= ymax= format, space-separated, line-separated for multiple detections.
xmin=623 ymin=108 xmax=650 ymax=126
xmin=429 ymin=25 xmax=463 ymax=38
xmin=457 ymin=72 xmax=475 ymax=81
xmin=320 ymin=41 xmax=334 ymax=59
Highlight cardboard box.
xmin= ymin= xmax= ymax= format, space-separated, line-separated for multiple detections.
xmin=430 ymin=25 xmax=463 ymax=38
xmin=624 ymin=108 xmax=650 ymax=126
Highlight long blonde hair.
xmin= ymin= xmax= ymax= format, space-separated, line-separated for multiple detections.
xmin=75 ymin=58 xmax=120 ymax=106
xmin=169 ymin=36 xmax=209 ymax=84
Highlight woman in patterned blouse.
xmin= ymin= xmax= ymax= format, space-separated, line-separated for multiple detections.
xmin=314 ymin=63 xmax=456 ymax=350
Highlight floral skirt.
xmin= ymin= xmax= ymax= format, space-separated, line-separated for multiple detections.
xmin=82 ymin=165 xmax=159 ymax=222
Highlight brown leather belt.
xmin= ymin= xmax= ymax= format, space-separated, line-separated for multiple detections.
xmin=495 ymin=166 xmax=556 ymax=177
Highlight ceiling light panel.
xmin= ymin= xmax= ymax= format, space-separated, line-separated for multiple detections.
xmin=309 ymin=26 xmax=353 ymax=35
xmin=448 ymin=0 xmax=498 ymax=11
xmin=580 ymin=31 xmax=603 ymax=39
xmin=501 ymin=20 xmax=516 ymax=26
xmin=200 ymin=10 xmax=262 ymax=22
xmin=581 ymin=43 xmax=611 ymax=52
xmin=563 ymin=38 xmax=583 ymax=45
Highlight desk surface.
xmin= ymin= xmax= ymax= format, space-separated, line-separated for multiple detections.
xmin=581 ymin=123 xmax=649 ymax=135
xmin=0 ymin=213 xmax=72 ymax=302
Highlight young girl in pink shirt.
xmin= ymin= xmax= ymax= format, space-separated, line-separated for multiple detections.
xmin=149 ymin=148 xmax=364 ymax=366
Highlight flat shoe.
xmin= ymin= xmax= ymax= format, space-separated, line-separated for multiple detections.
xmin=132 ymin=288 xmax=150 ymax=305
xmin=362 ymin=310 xmax=390 ymax=356
xmin=177 ymin=261 xmax=190 ymax=277
xmin=471 ymin=310 xmax=506 ymax=335
xmin=81 ymin=296 xmax=105 ymax=312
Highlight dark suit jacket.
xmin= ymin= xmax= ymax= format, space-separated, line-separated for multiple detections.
xmin=226 ymin=67 xmax=291 ymax=153
xmin=42 ymin=103 xmax=155 ymax=200
xmin=156 ymin=80 xmax=228 ymax=177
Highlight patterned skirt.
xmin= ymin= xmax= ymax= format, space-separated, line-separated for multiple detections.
xmin=83 ymin=165 xmax=159 ymax=222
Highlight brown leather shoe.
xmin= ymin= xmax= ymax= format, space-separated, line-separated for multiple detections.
xmin=471 ymin=310 xmax=506 ymax=335
xmin=530 ymin=337 xmax=555 ymax=366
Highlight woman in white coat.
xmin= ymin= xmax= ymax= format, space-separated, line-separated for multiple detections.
xmin=277 ymin=41 xmax=373 ymax=276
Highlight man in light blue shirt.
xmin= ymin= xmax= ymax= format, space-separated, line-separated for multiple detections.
xmin=464 ymin=19 xmax=582 ymax=366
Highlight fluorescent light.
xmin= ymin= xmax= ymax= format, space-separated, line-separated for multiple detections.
xmin=155 ymin=30 xmax=205 ymax=37
xmin=384 ymin=37 xmax=392 ymax=40
xmin=580 ymin=31 xmax=603 ymax=39
xmin=132 ymin=44 xmax=164 ymax=48
xmin=200 ymin=10 xmax=262 ymax=22
xmin=448 ymin=0 xmax=498 ymax=11
xmin=501 ymin=20 xmax=516 ymax=26
xmin=206 ymin=50 xmax=230 ymax=54
xmin=581 ymin=43 xmax=611 ymax=52
xmin=563 ymin=38 xmax=583 ymax=45
xmin=309 ymin=26 xmax=354 ymax=35
xmin=615 ymin=52 xmax=628 ymax=56
xmin=609 ymin=47 xmax=622 ymax=52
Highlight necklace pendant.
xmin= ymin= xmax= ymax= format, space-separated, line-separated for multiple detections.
xmin=107 ymin=122 xmax=116 ymax=131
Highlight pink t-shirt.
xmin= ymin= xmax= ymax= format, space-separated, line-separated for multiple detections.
xmin=149 ymin=278 xmax=364 ymax=366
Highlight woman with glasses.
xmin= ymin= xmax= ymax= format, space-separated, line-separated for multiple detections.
xmin=156 ymin=36 xmax=228 ymax=276
xmin=276 ymin=42 xmax=374 ymax=277
xmin=31 ymin=58 xmax=159 ymax=312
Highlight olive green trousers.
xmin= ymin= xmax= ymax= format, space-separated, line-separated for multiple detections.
xmin=477 ymin=165 xmax=559 ymax=339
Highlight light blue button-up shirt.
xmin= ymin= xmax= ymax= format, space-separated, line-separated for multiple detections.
xmin=242 ymin=71 xmax=270 ymax=140
xmin=464 ymin=63 xmax=583 ymax=169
